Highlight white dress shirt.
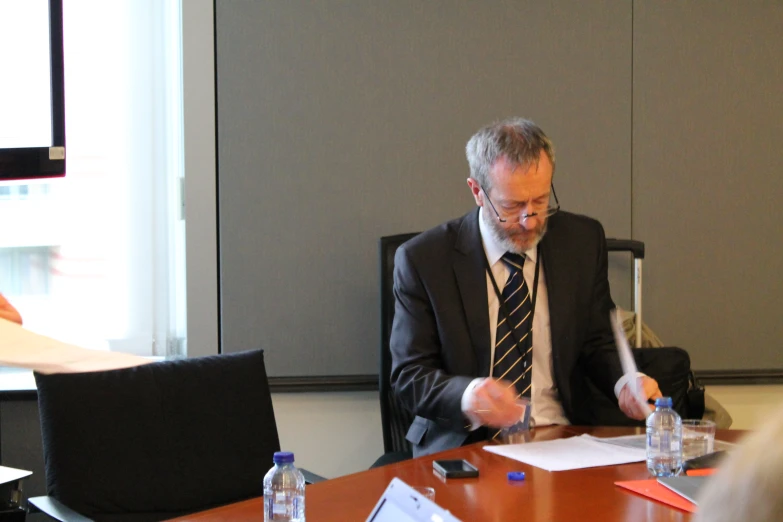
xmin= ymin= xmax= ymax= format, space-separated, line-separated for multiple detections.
xmin=461 ymin=208 xmax=636 ymax=428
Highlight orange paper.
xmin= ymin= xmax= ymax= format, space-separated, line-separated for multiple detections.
xmin=685 ymin=468 xmax=716 ymax=477
xmin=615 ymin=479 xmax=697 ymax=513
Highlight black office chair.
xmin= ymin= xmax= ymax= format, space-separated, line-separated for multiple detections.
xmin=372 ymin=232 xmax=419 ymax=468
xmin=28 ymin=349 xmax=324 ymax=522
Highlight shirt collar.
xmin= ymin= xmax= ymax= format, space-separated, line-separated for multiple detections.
xmin=478 ymin=207 xmax=538 ymax=267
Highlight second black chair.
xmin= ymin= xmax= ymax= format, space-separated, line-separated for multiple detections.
xmin=29 ymin=349 xmax=322 ymax=522
xmin=372 ymin=233 xmax=419 ymax=468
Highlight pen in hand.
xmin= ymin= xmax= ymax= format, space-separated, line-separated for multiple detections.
xmin=610 ymin=308 xmax=651 ymax=418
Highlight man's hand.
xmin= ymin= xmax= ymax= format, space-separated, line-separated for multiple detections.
xmin=619 ymin=376 xmax=662 ymax=420
xmin=0 ymin=293 xmax=22 ymax=325
xmin=467 ymin=378 xmax=525 ymax=428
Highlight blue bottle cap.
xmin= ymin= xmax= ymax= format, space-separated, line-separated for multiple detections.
xmin=507 ymin=471 xmax=526 ymax=481
xmin=654 ymin=397 xmax=673 ymax=408
xmin=273 ymin=451 xmax=295 ymax=464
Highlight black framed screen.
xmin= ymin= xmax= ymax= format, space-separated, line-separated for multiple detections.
xmin=0 ymin=0 xmax=65 ymax=181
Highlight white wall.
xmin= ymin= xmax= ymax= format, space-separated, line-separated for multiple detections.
xmin=271 ymin=391 xmax=383 ymax=479
xmin=272 ymin=385 xmax=783 ymax=479
xmin=706 ymin=385 xmax=783 ymax=430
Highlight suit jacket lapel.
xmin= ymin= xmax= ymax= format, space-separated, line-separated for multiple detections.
xmin=453 ymin=209 xmax=492 ymax=377
xmin=540 ymin=229 xmax=564 ymax=357
xmin=539 ymin=214 xmax=573 ymax=402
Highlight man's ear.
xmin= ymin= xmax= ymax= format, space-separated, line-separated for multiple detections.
xmin=467 ymin=178 xmax=483 ymax=207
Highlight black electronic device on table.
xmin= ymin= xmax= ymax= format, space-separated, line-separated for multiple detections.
xmin=432 ymin=459 xmax=479 ymax=479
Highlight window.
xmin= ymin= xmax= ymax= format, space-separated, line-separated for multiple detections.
xmin=0 ymin=0 xmax=186 ymax=356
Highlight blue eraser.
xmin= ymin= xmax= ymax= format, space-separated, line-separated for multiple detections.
xmin=507 ymin=471 xmax=526 ymax=481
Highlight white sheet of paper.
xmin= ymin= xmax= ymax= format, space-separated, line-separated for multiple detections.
xmin=0 ymin=317 xmax=150 ymax=374
xmin=0 ymin=465 xmax=33 ymax=485
xmin=483 ymin=434 xmax=646 ymax=471
xmin=585 ymin=433 xmax=648 ymax=450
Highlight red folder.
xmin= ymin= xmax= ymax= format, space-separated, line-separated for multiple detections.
xmin=615 ymin=470 xmax=715 ymax=513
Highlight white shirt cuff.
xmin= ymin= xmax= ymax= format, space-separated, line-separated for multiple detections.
xmin=614 ymin=372 xmax=646 ymax=398
xmin=461 ymin=378 xmax=485 ymax=431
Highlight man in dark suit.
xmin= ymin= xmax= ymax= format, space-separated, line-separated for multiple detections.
xmin=390 ymin=118 xmax=661 ymax=456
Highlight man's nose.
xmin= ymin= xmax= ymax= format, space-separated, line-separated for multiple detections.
xmin=519 ymin=212 xmax=539 ymax=230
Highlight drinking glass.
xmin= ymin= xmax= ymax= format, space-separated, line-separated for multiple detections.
xmin=500 ymin=398 xmax=532 ymax=444
xmin=412 ymin=486 xmax=435 ymax=502
xmin=681 ymin=419 xmax=717 ymax=460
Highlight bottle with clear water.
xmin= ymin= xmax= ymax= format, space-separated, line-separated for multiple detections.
xmin=264 ymin=451 xmax=305 ymax=522
xmin=646 ymin=396 xmax=683 ymax=477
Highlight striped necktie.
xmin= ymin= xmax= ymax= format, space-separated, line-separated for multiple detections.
xmin=493 ymin=252 xmax=534 ymax=399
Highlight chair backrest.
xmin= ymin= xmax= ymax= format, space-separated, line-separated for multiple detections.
xmin=34 ymin=349 xmax=280 ymax=522
xmin=379 ymin=233 xmax=419 ymax=454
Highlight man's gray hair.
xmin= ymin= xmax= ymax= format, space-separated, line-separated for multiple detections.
xmin=465 ymin=117 xmax=556 ymax=190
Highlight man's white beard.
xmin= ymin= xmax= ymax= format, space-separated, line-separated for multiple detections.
xmin=485 ymin=212 xmax=548 ymax=255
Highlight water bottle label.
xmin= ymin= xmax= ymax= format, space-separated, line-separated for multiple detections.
xmin=273 ymin=492 xmax=287 ymax=515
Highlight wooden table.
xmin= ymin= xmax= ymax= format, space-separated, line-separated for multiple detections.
xmin=169 ymin=426 xmax=745 ymax=522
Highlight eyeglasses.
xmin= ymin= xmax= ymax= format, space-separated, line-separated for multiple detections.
xmin=482 ymin=184 xmax=560 ymax=224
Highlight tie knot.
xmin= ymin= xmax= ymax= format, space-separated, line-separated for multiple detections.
xmin=502 ymin=252 xmax=526 ymax=272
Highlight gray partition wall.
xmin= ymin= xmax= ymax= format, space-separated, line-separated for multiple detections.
xmin=632 ymin=3 xmax=783 ymax=372
xmin=215 ymin=1 xmax=633 ymax=378
xmin=215 ymin=1 xmax=782 ymax=380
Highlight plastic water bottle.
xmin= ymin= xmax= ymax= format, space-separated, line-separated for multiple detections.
xmin=264 ymin=451 xmax=305 ymax=522
xmin=646 ymin=397 xmax=683 ymax=477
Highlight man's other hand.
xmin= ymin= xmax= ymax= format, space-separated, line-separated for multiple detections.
xmin=0 ymin=293 xmax=23 ymax=325
xmin=619 ymin=376 xmax=662 ymax=420
xmin=468 ymin=378 xmax=525 ymax=428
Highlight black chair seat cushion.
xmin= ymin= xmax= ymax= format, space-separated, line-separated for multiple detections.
xmin=34 ymin=350 xmax=280 ymax=521
xmin=370 ymin=451 xmax=412 ymax=469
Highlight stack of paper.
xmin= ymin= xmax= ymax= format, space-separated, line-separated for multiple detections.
xmin=586 ymin=433 xmax=735 ymax=453
xmin=483 ymin=434 xmax=646 ymax=471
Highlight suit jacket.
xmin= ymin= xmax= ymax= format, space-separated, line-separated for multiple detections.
xmin=389 ymin=208 xmax=623 ymax=456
